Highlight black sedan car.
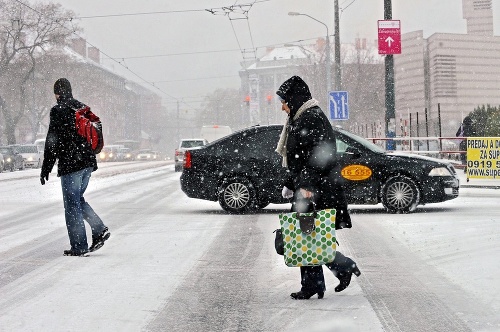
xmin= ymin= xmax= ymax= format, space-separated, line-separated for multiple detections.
xmin=180 ymin=125 xmax=459 ymax=214
xmin=0 ymin=146 xmax=24 ymax=172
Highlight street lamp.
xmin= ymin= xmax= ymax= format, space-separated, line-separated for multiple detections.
xmin=288 ymin=12 xmax=331 ymax=94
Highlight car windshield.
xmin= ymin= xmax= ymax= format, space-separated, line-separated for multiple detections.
xmin=337 ymin=129 xmax=386 ymax=153
xmin=0 ymin=147 xmax=11 ymax=154
xmin=17 ymin=145 xmax=38 ymax=153
xmin=181 ymin=141 xmax=205 ymax=148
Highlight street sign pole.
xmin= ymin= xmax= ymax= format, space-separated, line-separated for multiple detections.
xmin=379 ymin=0 xmax=399 ymax=150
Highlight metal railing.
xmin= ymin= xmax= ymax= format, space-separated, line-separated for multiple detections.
xmin=365 ymin=136 xmax=466 ymax=167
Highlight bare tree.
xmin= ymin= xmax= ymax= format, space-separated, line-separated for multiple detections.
xmin=199 ymin=88 xmax=244 ymax=130
xmin=0 ymin=1 xmax=79 ymax=144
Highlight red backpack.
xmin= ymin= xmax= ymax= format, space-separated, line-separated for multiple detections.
xmin=75 ymin=106 xmax=104 ymax=154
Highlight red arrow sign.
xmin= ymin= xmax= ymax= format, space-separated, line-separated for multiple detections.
xmin=378 ymin=20 xmax=401 ymax=55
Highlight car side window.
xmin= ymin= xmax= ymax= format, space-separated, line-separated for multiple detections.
xmin=336 ymin=137 xmax=350 ymax=154
xmin=209 ymin=134 xmax=243 ymax=156
xmin=237 ymin=130 xmax=280 ymax=159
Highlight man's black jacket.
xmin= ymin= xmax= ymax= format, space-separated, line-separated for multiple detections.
xmin=41 ymin=97 xmax=97 ymax=177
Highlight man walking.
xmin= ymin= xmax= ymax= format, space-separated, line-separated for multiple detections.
xmin=40 ymin=78 xmax=110 ymax=256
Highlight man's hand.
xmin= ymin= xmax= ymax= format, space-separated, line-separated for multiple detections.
xmin=40 ymin=172 xmax=49 ymax=185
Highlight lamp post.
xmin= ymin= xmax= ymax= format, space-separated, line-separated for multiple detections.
xmin=288 ymin=12 xmax=331 ymax=94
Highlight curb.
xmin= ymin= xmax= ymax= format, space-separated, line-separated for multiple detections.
xmin=460 ymin=184 xmax=500 ymax=189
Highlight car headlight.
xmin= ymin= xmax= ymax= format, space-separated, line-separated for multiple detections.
xmin=7 ymin=157 xmax=11 ymax=162
xmin=428 ymin=167 xmax=452 ymax=176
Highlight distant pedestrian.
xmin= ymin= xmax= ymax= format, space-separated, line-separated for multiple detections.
xmin=40 ymin=78 xmax=110 ymax=256
xmin=276 ymin=76 xmax=361 ymax=300
xmin=456 ymin=116 xmax=475 ymax=166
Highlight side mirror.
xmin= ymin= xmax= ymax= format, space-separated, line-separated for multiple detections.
xmin=345 ymin=147 xmax=361 ymax=159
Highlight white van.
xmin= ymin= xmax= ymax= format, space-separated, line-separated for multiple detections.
xmin=200 ymin=125 xmax=232 ymax=143
xmin=34 ymin=139 xmax=46 ymax=153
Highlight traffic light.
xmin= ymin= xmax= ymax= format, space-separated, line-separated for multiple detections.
xmin=266 ymin=95 xmax=272 ymax=105
xmin=244 ymin=95 xmax=250 ymax=106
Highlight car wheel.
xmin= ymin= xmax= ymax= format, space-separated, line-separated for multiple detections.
xmin=19 ymin=161 xmax=24 ymax=170
xmin=218 ymin=177 xmax=256 ymax=213
xmin=10 ymin=163 xmax=14 ymax=172
xmin=174 ymin=164 xmax=181 ymax=172
xmin=381 ymin=175 xmax=420 ymax=213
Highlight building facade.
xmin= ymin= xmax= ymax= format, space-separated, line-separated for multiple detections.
xmin=4 ymin=38 xmax=166 ymax=152
xmin=395 ymin=0 xmax=500 ymax=137
xmin=239 ymin=38 xmax=385 ymax=134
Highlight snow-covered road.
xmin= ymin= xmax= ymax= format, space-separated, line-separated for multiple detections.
xmin=0 ymin=162 xmax=499 ymax=331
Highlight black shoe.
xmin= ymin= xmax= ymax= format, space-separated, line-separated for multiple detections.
xmin=290 ymin=290 xmax=324 ymax=300
xmin=335 ymin=265 xmax=361 ymax=293
xmin=63 ymin=249 xmax=89 ymax=256
xmin=89 ymin=227 xmax=110 ymax=252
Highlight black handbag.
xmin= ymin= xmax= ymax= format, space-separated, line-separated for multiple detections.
xmin=273 ymin=229 xmax=284 ymax=255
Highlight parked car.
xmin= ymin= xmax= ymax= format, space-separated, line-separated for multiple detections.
xmin=180 ymin=125 xmax=460 ymax=214
xmin=174 ymin=138 xmax=208 ymax=172
xmin=17 ymin=144 xmax=43 ymax=168
xmin=136 ymin=149 xmax=158 ymax=161
xmin=0 ymin=146 xmax=25 ymax=171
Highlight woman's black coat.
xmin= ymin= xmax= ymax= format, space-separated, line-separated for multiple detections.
xmin=284 ymin=106 xmax=351 ymax=229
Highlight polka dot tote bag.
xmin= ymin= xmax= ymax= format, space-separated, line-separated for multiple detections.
xmin=278 ymin=209 xmax=337 ymax=267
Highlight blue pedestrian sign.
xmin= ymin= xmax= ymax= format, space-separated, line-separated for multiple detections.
xmin=329 ymin=91 xmax=349 ymax=120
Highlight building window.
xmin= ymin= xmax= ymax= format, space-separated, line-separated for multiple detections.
xmin=432 ymin=54 xmax=457 ymax=98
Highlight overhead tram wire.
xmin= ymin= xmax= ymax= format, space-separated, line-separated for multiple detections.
xmin=76 ymin=9 xmax=205 ymax=19
xmin=73 ymin=1 xmax=272 ymax=19
xmin=110 ymin=36 xmax=327 ymax=62
xmin=340 ymin=0 xmax=357 ymax=18
xmin=17 ymin=0 xmax=322 ymax=109
xmin=67 ymin=1 xmax=271 ymax=108
xmin=205 ymin=1 xmax=261 ymax=86
xmin=107 ymin=49 xmax=241 ymax=61
xmin=12 ymin=0 xmax=198 ymax=112
xmin=152 ymin=74 xmax=239 ymax=83
xmin=206 ymin=2 xmax=258 ymax=61
xmin=245 ymin=0 xmax=258 ymax=60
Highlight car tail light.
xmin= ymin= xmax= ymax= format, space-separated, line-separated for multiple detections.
xmin=175 ymin=149 xmax=180 ymax=156
xmin=184 ymin=150 xmax=192 ymax=169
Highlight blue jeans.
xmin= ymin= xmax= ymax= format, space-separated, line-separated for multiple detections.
xmin=60 ymin=167 xmax=106 ymax=253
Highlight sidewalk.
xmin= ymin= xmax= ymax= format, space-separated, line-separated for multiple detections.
xmin=456 ymin=169 xmax=500 ymax=189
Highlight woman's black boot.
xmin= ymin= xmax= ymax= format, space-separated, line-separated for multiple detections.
xmin=326 ymin=252 xmax=361 ymax=293
xmin=334 ymin=265 xmax=361 ymax=292
xmin=290 ymin=290 xmax=324 ymax=300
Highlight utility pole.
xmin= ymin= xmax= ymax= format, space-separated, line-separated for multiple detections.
xmin=384 ymin=0 xmax=396 ymax=149
xmin=334 ymin=0 xmax=341 ymax=91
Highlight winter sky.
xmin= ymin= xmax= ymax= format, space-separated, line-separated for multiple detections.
xmin=31 ymin=0 xmax=500 ymax=110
